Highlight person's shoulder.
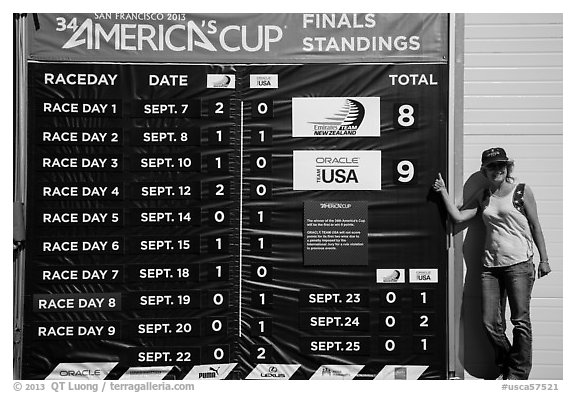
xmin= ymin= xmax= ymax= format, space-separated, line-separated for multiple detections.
xmin=460 ymin=187 xmax=486 ymax=210
xmin=524 ymin=184 xmax=535 ymax=194
xmin=519 ymin=183 xmax=537 ymax=203
xmin=510 ymin=181 xmax=527 ymax=193
xmin=477 ymin=187 xmax=491 ymax=206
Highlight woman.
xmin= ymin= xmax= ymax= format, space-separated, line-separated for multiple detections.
xmin=433 ymin=147 xmax=551 ymax=380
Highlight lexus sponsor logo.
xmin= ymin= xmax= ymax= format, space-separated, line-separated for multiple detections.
xmin=261 ymin=366 xmax=285 ymax=378
xmin=245 ymin=364 xmax=300 ymax=380
xmin=292 ymin=97 xmax=380 ymax=137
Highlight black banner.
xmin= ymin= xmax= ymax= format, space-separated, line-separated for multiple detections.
xmin=23 ymin=60 xmax=448 ymax=379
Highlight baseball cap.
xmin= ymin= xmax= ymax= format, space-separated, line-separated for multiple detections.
xmin=481 ymin=147 xmax=511 ymax=166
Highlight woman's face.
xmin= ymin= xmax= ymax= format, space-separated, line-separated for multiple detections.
xmin=484 ymin=161 xmax=508 ymax=184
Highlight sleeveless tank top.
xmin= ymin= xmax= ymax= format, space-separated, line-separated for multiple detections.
xmin=481 ymin=184 xmax=534 ymax=267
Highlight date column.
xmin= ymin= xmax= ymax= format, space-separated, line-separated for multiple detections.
xmin=122 ymin=66 xmax=237 ymax=378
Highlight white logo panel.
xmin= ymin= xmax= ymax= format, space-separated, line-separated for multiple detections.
xmin=376 ymin=269 xmax=406 ymax=283
xmin=292 ymin=97 xmax=380 ymax=137
xmin=293 ymin=150 xmax=381 ymax=190
xmin=184 ymin=363 xmax=237 ymax=380
xmin=310 ymin=364 xmax=364 ymax=380
xmin=245 ymin=364 xmax=300 ymax=380
xmin=206 ymin=74 xmax=235 ymax=89
xmin=120 ymin=366 xmax=173 ymax=380
xmin=374 ymin=365 xmax=429 ymax=380
xmin=250 ymin=74 xmax=278 ymax=89
xmin=409 ymin=269 xmax=438 ymax=283
xmin=45 ymin=362 xmax=117 ymax=380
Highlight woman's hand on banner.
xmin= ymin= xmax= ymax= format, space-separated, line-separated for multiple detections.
xmin=433 ymin=173 xmax=446 ymax=193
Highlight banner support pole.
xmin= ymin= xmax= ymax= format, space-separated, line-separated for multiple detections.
xmin=13 ymin=13 xmax=29 ymax=380
xmin=447 ymin=13 xmax=465 ymax=380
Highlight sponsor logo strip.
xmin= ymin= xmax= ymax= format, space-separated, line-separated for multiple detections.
xmin=119 ymin=366 xmax=173 ymax=380
xmin=374 ymin=365 xmax=429 ymax=380
xmin=245 ymin=364 xmax=300 ymax=380
xmin=184 ymin=363 xmax=237 ymax=380
xmin=45 ymin=362 xmax=117 ymax=380
xmin=310 ymin=364 xmax=364 ymax=380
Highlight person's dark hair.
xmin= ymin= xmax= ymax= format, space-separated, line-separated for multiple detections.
xmin=505 ymin=162 xmax=515 ymax=182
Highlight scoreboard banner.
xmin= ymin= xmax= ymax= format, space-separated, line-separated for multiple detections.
xmin=27 ymin=13 xmax=448 ymax=63
xmin=18 ymin=13 xmax=450 ymax=380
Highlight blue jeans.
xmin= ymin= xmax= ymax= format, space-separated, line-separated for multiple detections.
xmin=481 ymin=261 xmax=535 ymax=380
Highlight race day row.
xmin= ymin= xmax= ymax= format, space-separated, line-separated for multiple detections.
xmin=33 ymin=291 xmax=229 ymax=312
xmin=38 ymin=155 xmax=204 ymax=171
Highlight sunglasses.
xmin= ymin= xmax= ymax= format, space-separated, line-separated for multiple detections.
xmin=485 ymin=162 xmax=508 ymax=170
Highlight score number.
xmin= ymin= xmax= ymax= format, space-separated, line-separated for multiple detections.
xmin=393 ymin=160 xmax=417 ymax=185
xmin=252 ymin=99 xmax=273 ymax=118
xmin=392 ymin=103 xmax=419 ymax=184
xmin=207 ymin=99 xmax=230 ymax=119
xmin=393 ymin=104 xmax=419 ymax=129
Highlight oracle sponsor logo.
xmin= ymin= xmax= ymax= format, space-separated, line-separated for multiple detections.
xmin=45 ymin=362 xmax=117 ymax=380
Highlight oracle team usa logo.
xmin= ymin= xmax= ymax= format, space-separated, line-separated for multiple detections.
xmin=293 ymin=150 xmax=381 ymax=191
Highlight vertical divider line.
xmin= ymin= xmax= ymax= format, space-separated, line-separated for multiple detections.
xmin=239 ymin=100 xmax=244 ymax=338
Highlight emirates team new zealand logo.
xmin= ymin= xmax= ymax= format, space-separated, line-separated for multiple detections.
xmin=309 ymin=99 xmax=365 ymax=136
